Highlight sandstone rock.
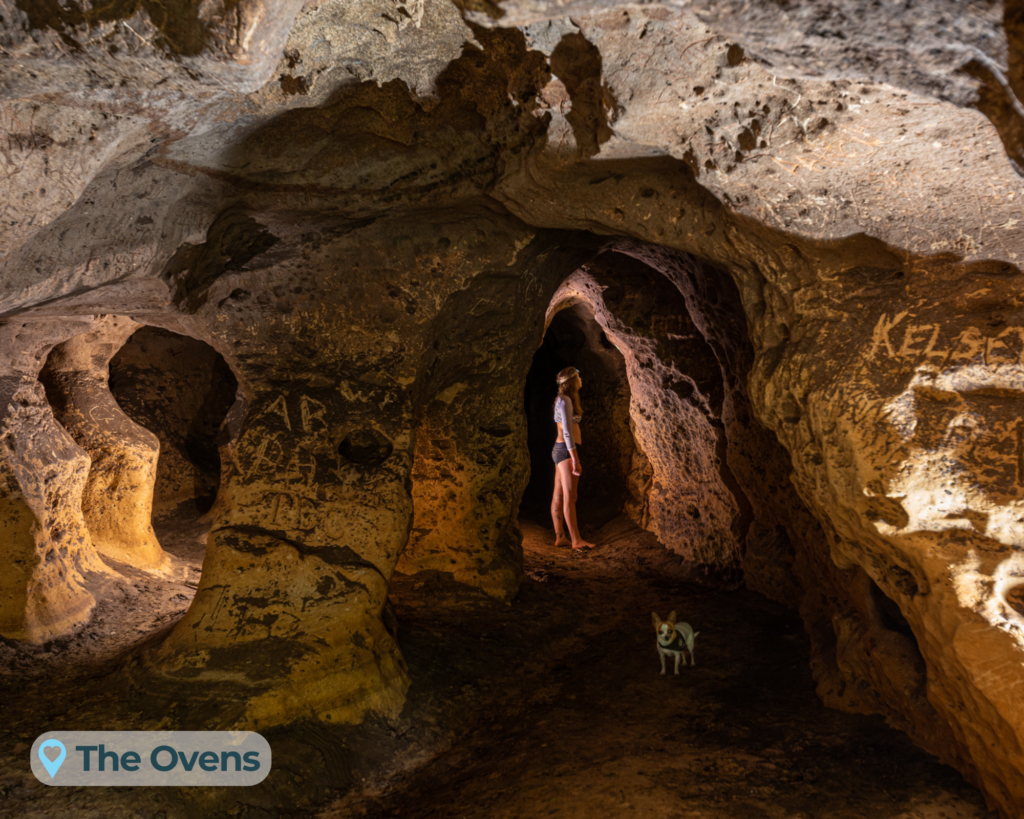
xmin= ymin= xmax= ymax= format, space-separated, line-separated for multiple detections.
xmin=42 ymin=315 xmax=170 ymax=574
xmin=0 ymin=318 xmax=113 ymax=642
xmin=1 ymin=2 xmax=1024 ymax=814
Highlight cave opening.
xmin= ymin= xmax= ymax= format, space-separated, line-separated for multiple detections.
xmin=108 ymin=325 xmax=239 ymax=517
xmin=521 ymin=300 xmax=635 ymax=532
xmin=22 ymin=322 xmax=239 ymax=667
xmin=106 ymin=325 xmax=239 ymax=598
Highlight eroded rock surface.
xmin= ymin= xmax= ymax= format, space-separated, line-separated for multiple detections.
xmin=548 ymin=256 xmax=745 ymax=571
xmin=42 ymin=315 xmax=169 ymax=574
xmin=0 ymin=318 xmax=114 ymax=642
xmin=2 ymin=1 xmax=1024 ymax=815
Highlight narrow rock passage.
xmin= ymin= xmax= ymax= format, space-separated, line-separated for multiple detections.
xmin=328 ymin=519 xmax=993 ymax=819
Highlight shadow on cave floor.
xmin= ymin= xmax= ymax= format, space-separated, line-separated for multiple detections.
xmin=326 ymin=518 xmax=993 ymax=819
xmin=0 ymin=503 xmax=207 ymax=680
xmin=0 ymin=515 xmax=993 ymax=819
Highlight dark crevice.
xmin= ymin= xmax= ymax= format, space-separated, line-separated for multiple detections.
xmin=869 ymin=577 xmax=918 ymax=641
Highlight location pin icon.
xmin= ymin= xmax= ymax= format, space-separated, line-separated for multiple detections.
xmin=38 ymin=739 xmax=66 ymax=779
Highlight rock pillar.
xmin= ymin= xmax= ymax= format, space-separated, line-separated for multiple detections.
xmin=150 ymin=382 xmax=413 ymax=728
xmin=0 ymin=318 xmax=112 ymax=643
xmin=42 ymin=316 xmax=169 ymax=574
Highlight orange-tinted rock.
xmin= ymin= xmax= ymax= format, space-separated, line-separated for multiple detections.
xmin=2 ymin=3 xmax=1024 ymax=813
xmin=42 ymin=316 xmax=169 ymax=574
xmin=0 ymin=319 xmax=113 ymax=642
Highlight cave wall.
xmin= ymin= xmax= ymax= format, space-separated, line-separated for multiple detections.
xmin=746 ymin=260 xmax=1024 ymax=811
xmin=610 ymin=239 xmax=973 ymax=778
xmin=0 ymin=319 xmax=114 ymax=642
xmin=145 ymin=210 xmax=541 ymax=725
xmin=2 ymin=1 xmax=1024 ymax=814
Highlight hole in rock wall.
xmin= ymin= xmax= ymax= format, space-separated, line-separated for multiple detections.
xmin=339 ymin=427 xmax=394 ymax=467
xmin=869 ymin=577 xmax=917 ymax=640
xmin=108 ymin=326 xmax=238 ymax=515
xmin=521 ymin=301 xmax=634 ymax=528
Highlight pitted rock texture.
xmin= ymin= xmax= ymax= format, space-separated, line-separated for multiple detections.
xmin=397 ymin=230 xmax=594 ymax=599
xmin=548 ymin=257 xmax=745 ymax=571
xmin=41 ymin=315 xmax=170 ymax=575
xmin=749 ymin=262 xmax=1024 ymax=813
xmin=0 ymin=318 xmax=116 ymax=643
xmin=1 ymin=1 xmax=1024 ymax=814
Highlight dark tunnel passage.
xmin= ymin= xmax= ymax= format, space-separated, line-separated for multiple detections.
xmin=521 ymin=301 xmax=635 ymax=531
xmin=108 ymin=325 xmax=239 ymax=516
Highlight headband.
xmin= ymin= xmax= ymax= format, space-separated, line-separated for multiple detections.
xmin=557 ymin=368 xmax=579 ymax=384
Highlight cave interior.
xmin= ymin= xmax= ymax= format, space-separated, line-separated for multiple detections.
xmin=2 ymin=1 xmax=1024 ymax=818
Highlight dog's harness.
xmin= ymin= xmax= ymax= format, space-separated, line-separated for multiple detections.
xmin=658 ymin=633 xmax=687 ymax=652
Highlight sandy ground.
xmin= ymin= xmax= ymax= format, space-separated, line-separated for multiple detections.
xmin=0 ymin=512 xmax=997 ymax=819
xmin=0 ymin=506 xmax=207 ymax=817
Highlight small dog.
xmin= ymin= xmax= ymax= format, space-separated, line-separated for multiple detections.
xmin=652 ymin=611 xmax=699 ymax=675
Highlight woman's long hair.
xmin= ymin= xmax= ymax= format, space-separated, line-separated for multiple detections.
xmin=554 ymin=366 xmax=583 ymax=419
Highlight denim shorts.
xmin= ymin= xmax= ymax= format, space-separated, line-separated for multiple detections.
xmin=552 ymin=442 xmax=580 ymax=465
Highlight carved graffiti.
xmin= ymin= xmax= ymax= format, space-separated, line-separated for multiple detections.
xmin=241 ymin=437 xmax=286 ymax=480
xmin=264 ymin=395 xmax=292 ymax=430
xmin=300 ymin=395 xmax=328 ymax=435
xmin=240 ymin=393 xmax=336 ymax=482
xmin=868 ymin=313 xmax=1024 ymax=366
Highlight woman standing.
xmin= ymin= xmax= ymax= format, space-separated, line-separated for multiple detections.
xmin=551 ymin=366 xmax=596 ymax=550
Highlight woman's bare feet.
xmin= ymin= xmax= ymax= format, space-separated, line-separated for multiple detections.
xmin=554 ymin=532 xmax=572 ymax=547
xmin=571 ymin=539 xmax=596 ymax=550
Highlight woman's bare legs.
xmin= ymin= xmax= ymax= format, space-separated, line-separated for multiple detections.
xmin=556 ymin=459 xmax=595 ymax=549
xmin=551 ymin=470 xmax=571 ymax=546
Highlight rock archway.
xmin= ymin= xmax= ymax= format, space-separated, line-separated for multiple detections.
xmin=0 ymin=316 xmax=241 ymax=647
xmin=109 ymin=325 xmax=239 ymax=515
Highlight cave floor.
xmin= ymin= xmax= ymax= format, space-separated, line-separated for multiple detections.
xmin=0 ymin=512 xmax=996 ymax=819
xmin=327 ymin=517 xmax=994 ymax=819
